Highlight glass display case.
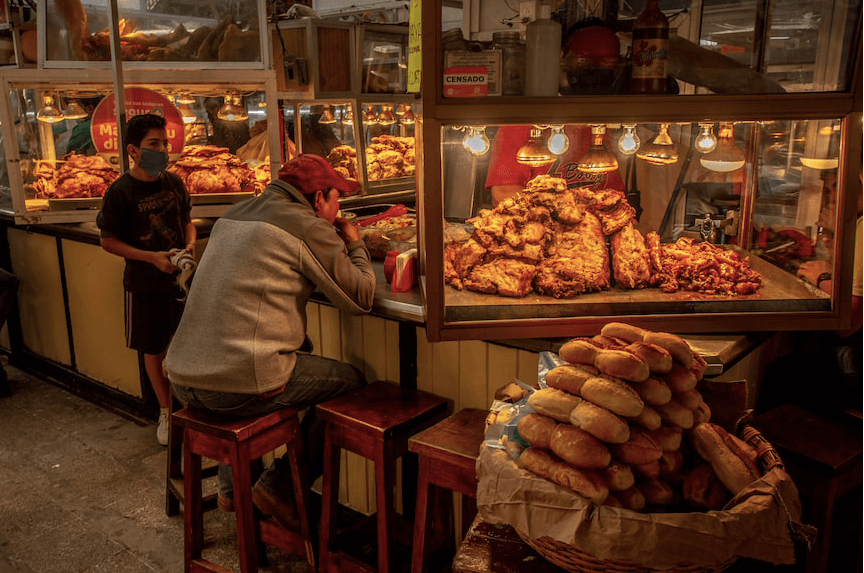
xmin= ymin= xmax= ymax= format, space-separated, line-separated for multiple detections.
xmin=418 ymin=0 xmax=862 ymax=341
xmin=39 ymin=0 xmax=266 ymax=68
xmin=358 ymin=24 xmax=409 ymax=94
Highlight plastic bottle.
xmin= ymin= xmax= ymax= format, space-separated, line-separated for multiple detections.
xmin=524 ymin=3 xmax=562 ymax=97
xmin=491 ymin=31 xmax=525 ymax=96
xmin=629 ymin=0 xmax=669 ymax=94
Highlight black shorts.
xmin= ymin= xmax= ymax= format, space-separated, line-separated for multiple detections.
xmin=125 ymin=290 xmax=184 ymax=355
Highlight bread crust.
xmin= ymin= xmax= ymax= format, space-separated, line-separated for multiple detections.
xmin=581 ymin=376 xmax=645 ymax=417
xmin=655 ymin=397 xmax=695 ymax=429
xmin=520 ymin=446 xmax=609 ymax=504
xmin=643 ymin=331 xmax=693 ymax=367
xmin=624 ymin=403 xmax=662 ymax=431
xmin=594 ymin=348 xmax=650 ymax=382
xmin=600 ymin=322 xmax=647 ymax=343
xmin=690 ymin=422 xmax=760 ymax=495
xmin=632 ymin=377 xmax=672 ymax=406
xmin=516 ymin=413 xmax=558 ymax=449
xmin=528 ymin=387 xmax=582 ymax=423
xmin=545 ymin=364 xmax=596 ymax=396
xmin=559 ymin=338 xmax=601 ymax=366
xmin=550 ymin=424 xmax=612 ymax=469
xmin=626 ymin=341 xmax=673 ymax=373
xmin=569 ymin=400 xmax=631 ymax=444
xmin=609 ymin=426 xmax=663 ymax=465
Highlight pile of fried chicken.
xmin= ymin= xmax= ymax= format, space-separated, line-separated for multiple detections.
xmin=327 ymin=135 xmax=415 ymax=184
xmin=444 ymin=175 xmax=761 ymax=298
xmin=30 ymin=153 xmax=119 ymax=199
xmin=168 ymin=145 xmax=259 ymax=195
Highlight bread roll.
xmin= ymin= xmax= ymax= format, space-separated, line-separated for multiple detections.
xmin=691 ymin=351 xmax=709 ymax=380
xmin=638 ymin=478 xmax=674 ymax=506
xmin=632 ymin=377 xmax=673 ymax=406
xmin=594 ymin=349 xmax=650 ymax=382
xmin=683 ymin=461 xmax=730 ymax=510
xmin=642 ymin=331 xmax=693 ymax=368
xmin=692 ymin=401 xmax=712 ymax=425
xmin=591 ymin=334 xmax=627 ymax=349
xmin=550 ymin=424 xmax=612 ymax=470
xmin=625 ymin=341 xmax=673 ymax=373
xmin=651 ymin=425 xmax=683 ymax=451
xmin=601 ymin=461 xmax=635 ymax=491
xmin=559 ymin=338 xmax=601 ymax=366
xmin=658 ymin=449 xmax=685 ymax=481
xmin=690 ymin=422 xmax=760 ymax=495
xmin=655 ymin=398 xmax=695 ymax=429
xmin=609 ymin=426 xmax=663 ymax=465
xmin=603 ymin=494 xmax=624 ymax=508
xmin=580 ymin=376 xmax=644 ymax=417
xmin=624 ymin=403 xmax=662 ymax=431
xmin=516 ymin=413 xmax=558 ymax=449
xmin=519 ymin=445 xmax=558 ymax=480
xmin=545 ymin=364 xmax=596 ymax=396
xmin=660 ymin=363 xmax=698 ymax=393
xmin=614 ymin=486 xmax=646 ymax=511
xmin=632 ymin=459 xmax=661 ymax=479
xmin=549 ymin=463 xmax=609 ymax=505
xmin=674 ymin=388 xmax=703 ymax=410
xmin=569 ymin=401 xmax=630 ymax=444
xmin=528 ymin=387 xmax=582 ymax=423
xmin=600 ymin=322 xmax=647 ymax=343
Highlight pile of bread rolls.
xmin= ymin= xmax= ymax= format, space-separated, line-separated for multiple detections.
xmin=516 ymin=322 xmax=761 ymax=512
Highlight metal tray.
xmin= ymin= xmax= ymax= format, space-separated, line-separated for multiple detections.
xmin=48 ymin=197 xmax=102 ymax=211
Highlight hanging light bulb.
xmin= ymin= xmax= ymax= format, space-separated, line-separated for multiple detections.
xmin=36 ymin=94 xmax=64 ymax=123
xmin=394 ymin=103 xmax=408 ymax=116
xmin=700 ymin=122 xmax=745 ymax=172
xmin=217 ymin=94 xmax=248 ymax=122
xmin=319 ymin=106 xmax=337 ymax=124
xmin=800 ymin=124 xmax=840 ymax=170
xmin=63 ymin=99 xmax=88 ymax=120
xmin=577 ymin=125 xmax=619 ymax=173
xmin=343 ymin=106 xmax=354 ymax=126
xmin=694 ymin=122 xmax=718 ymax=154
xmin=617 ymin=123 xmax=640 ymax=155
xmin=378 ymin=107 xmax=396 ymax=126
xmin=176 ymin=92 xmax=196 ymax=104
xmin=178 ymin=102 xmax=197 ymax=124
xmin=637 ymin=123 xmax=679 ymax=165
xmin=516 ymin=126 xmax=555 ymax=167
xmin=547 ymin=125 xmax=570 ymax=155
xmin=462 ymin=126 xmax=490 ymax=155
xmin=399 ymin=107 xmax=415 ymax=125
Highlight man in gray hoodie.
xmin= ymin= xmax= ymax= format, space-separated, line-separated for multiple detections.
xmin=166 ymin=153 xmax=375 ymax=528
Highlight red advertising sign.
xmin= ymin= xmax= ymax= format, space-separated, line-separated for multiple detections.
xmin=91 ymin=87 xmax=184 ymax=167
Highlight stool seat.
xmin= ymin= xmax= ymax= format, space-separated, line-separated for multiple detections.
xmin=173 ymin=406 xmax=316 ymax=573
xmin=751 ymin=403 xmax=862 ymax=573
xmin=409 ymin=408 xmax=488 ymax=573
xmin=316 ymin=381 xmax=451 ymax=573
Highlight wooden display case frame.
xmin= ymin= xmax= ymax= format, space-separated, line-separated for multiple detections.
xmin=416 ymin=0 xmax=863 ymax=341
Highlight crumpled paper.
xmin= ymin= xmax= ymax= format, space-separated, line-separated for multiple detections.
xmin=476 ymin=445 xmax=803 ymax=570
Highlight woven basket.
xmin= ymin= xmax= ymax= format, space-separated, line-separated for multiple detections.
xmin=514 ymin=422 xmax=786 ymax=573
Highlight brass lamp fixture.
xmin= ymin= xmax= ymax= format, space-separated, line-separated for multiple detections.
xmin=178 ymin=102 xmax=197 ymax=124
xmin=577 ymin=124 xmax=619 ymax=173
xmin=694 ymin=122 xmax=718 ymax=154
xmin=362 ymin=106 xmax=377 ymax=125
xmin=395 ymin=103 xmax=408 ymax=116
xmin=319 ymin=106 xmax=337 ymax=124
xmin=378 ymin=107 xmax=396 ymax=126
xmin=62 ymin=99 xmax=88 ymax=120
xmin=217 ymin=94 xmax=248 ymax=122
xmin=36 ymin=93 xmax=64 ymax=123
xmin=516 ymin=126 xmax=555 ymax=167
xmin=637 ymin=123 xmax=679 ymax=165
xmin=700 ymin=122 xmax=745 ymax=172
xmin=399 ymin=107 xmax=415 ymax=125
xmin=800 ymin=124 xmax=840 ymax=170
xmin=343 ymin=105 xmax=354 ymax=126
xmin=617 ymin=123 xmax=640 ymax=155
xmin=176 ymin=92 xmax=196 ymax=104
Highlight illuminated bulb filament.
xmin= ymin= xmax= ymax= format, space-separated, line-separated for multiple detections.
xmin=547 ymin=127 xmax=570 ymax=155
xmin=695 ymin=123 xmax=718 ymax=154
xmin=463 ymin=127 xmax=490 ymax=155
xmin=617 ymin=124 xmax=640 ymax=155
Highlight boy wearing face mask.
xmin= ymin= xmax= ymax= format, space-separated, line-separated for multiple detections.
xmin=97 ymin=113 xmax=196 ymax=445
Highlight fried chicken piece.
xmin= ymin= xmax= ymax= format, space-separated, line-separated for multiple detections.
xmin=534 ymin=212 xmax=610 ymax=297
xmin=648 ymin=236 xmax=762 ymax=295
xmin=611 ymin=223 xmax=652 ymax=289
xmin=463 ymin=258 xmax=537 ymax=298
xmin=596 ymin=201 xmax=636 ymax=235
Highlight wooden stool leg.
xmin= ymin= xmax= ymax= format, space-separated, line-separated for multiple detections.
xmin=319 ymin=426 xmax=342 ymax=572
xmin=374 ymin=440 xmax=396 ymax=573
xmin=807 ymin=478 xmax=838 ymax=573
xmin=411 ymin=456 xmax=433 ymax=573
xmin=183 ymin=431 xmax=204 ymax=572
xmin=231 ymin=441 xmax=259 ymax=573
xmin=286 ymin=438 xmax=317 ymax=572
xmin=165 ymin=409 xmax=183 ymax=517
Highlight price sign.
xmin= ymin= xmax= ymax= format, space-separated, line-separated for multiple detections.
xmin=91 ymin=87 xmax=184 ymax=167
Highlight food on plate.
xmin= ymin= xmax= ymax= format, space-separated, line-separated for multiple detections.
xmin=30 ymin=153 xmax=119 ymax=199
xmin=168 ymin=145 xmax=256 ymax=194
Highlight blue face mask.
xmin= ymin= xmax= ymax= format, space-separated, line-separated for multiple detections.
xmin=137 ymin=147 xmax=169 ymax=177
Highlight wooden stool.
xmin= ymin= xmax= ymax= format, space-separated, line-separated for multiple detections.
xmin=166 ymin=400 xmax=220 ymax=517
xmin=173 ymin=406 xmax=317 ymax=573
xmin=409 ymin=408 xmax=488 ymax=573
xmin=316 ymin=381 xmax=451 ymax=573
xmin=751 ymin=403 xmax=863 ymax=573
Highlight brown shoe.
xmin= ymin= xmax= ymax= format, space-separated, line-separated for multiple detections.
xmin=252 ymin=483 xmax=299 ymax=531
xmin=217 ymin=492 xmax=235 ymax=513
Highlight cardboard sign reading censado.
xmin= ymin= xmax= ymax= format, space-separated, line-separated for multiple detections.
xmin=91 ymin=87 xmax=185 ymax=168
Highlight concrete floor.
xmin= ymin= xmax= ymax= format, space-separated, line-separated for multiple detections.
xmin=0 ymin=364 xmax=310 ymax=573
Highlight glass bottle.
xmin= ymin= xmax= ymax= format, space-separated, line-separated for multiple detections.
xmin=524 ymin=3 xmax=562 ymax=97
xmin=629 ymin=0 xmax=669 ymax=94
xmin=491 ymin=31 xmax=525 ymax=96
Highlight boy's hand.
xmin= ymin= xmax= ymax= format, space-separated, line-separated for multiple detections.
xmin=152 ymin=251 xmax=177 ymax=273
xmin=334 ymin=217 xmax=360 ymax=243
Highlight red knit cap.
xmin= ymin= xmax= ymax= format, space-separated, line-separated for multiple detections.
xmin=277 ymin=153 xmax=359 ymax=197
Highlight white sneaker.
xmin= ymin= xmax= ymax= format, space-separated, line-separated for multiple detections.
xmin=156 ymin=410 xmax=170 ymax=446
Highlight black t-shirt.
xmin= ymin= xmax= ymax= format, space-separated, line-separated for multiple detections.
xmin=96 ymin=171 xmax=191 ymax=293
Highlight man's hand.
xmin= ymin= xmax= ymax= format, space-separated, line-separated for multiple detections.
xmin=334 ymin=217 xmax=360 ymax=244
xmin=797 ymin=259 xmax=831 ymax=286
xmin=151 ymin=251 xmax=178 ymax=273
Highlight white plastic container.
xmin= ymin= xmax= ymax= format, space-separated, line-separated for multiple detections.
xmin=523 ymin=3 xmax=562 ymax=96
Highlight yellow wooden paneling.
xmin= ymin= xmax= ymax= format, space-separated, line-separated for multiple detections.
xmin=340 ymin=310 xmax=373 ymax=514
xmin=486 ymin=343 xmax=520 ymax=403
xmin=384 ymin=319 xmax=400 ymax=383
xmin=517 ymin=349 xmax=540 ymax=388
xmin=318 ymin=304 xmax=342 ymax=360
xmin=416 ymin=325 xmax=434 ymax=393
xmin=61 ymin=240 xmax=142 ymax=396
xmin=361 ymin=314 xmax=387 ymax=383
xmin=430 ymin=339 xmax=460 ymax=404
xmin=459 ymin=340 xmax=488 ymax=411
xmin=7 ymin=229 xmax=70 ymax=364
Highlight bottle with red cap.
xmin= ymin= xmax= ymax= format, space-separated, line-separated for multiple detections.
xmin=629 ymin=0 xmax=669 ymax=94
